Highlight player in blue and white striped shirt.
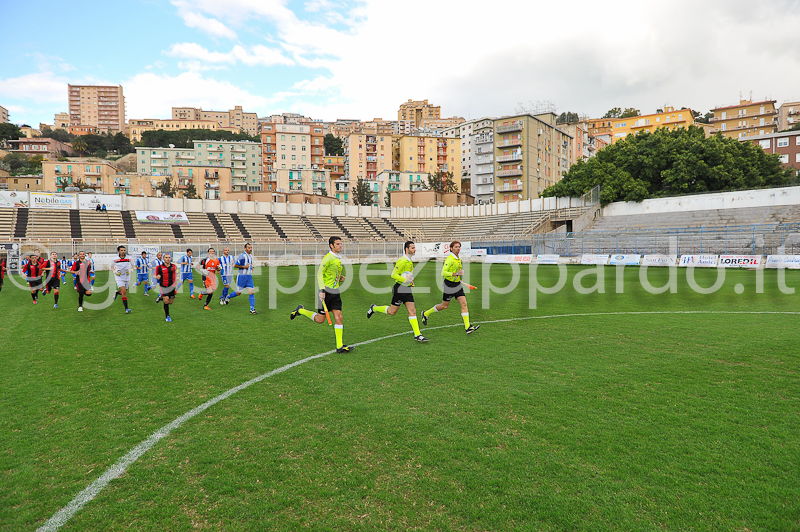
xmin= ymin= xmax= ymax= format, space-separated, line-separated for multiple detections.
xmin=135 ymin=251 xmax=151 ymax=295
xmin=178 ymin=248 xmax=195 ymax=298
xmin=218 ymin=246 xmax=234 ymax=305
xmin=223 ymin=243 xmax=257 ymax=314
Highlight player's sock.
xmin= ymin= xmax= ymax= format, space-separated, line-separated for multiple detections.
xmin=205 ymin=293 xmax=213 ymax=306
xmin=189 ymin=282 xmax=194 ymax=296
xmin=54 ymin=293 xmax=59 ymax=305
xmin=299 ymin=308 xmax=317 ymax=321
xmin=249 ymin=294 xmax=255 ymax=310
xmin=423 ymin=306 xmax=438 ymax=318
xmin=31 ymin=292 xmax=36 ymax=302
xmin=374 ymin=305 xmax=390 ymax=314
xmin=409 ymin=316 xmax=421 ymax=336
xmin=334 ymin=324 xmax=344 ymax=349
xmin=164 ymin=303 xmax=170 ymax=317
xmin=462 ymin=312 xmax=470 ymax=329
xmin=122 ymin=297 xmax=128 ymax=310
xmin=220 ymin=286 xmax=229 ymax=300
xmin=228 ymin=291 xmax=239 ymax=299
xmin=78 ymin=292 xmax=84 ymax=306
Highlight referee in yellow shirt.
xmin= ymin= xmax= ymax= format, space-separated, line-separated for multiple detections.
xmin=421 ymin=241 xmax=479 ymax=334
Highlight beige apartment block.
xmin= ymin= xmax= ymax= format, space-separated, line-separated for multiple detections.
xmin=778 ymin=101 xmax=800 ymax=131
xmin=394 ymin=135 xmax=462 ymax=188
xmin=610 ymin=106 xmax=695 ymax=144
xmin=711 ymin=99 xmax=778 ymax=139
xmin=43 ymin=160 xmax=121 ymax=193
xmin=172 ymin=105 xmax=258 ymax=136
xmin=557 ymin=121 xmax=593 ymax=163
xmin=0 ymin=105 xmax=9 ymax=123
xmin=345 ymin=133 xmax=395 ymax=181
xmin=3 ymin=175 xmax=46 ymax=191
xmin=493 ymin=114 xmax=573 ymax=203
xmin=171 ymin=165 xmax=233 ymax=200
xmin=275 ymin=167 xmax=330 ymax=196
xmin=53 ymin=112 xmax=70 ymax=130
xmin=126 ymin=119 xmax=220 ymax=142
xmin=260 ymin=122 xmax=325 ymax=192
xmin=361 ymin=118 xmax=396 ymax=136
xmin=68 ymin=84 xmax=125 ymax=133
xmin=324 ymin=155 xmax=345 ymax=183
xmin=398 ymin=99 xmax=441 ymax=127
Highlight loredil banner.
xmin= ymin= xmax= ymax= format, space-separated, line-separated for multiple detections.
xmin=718 ymin=255 xmax=762 ymax=268
xmin=416 ymin=241 xmax=472 ymax=259
xmin=765 ymin=255 xmax=800 ymax=269
xmin=485 ymin=254 xmax=532 ymax=264
xmin=78 ymin=194 xmax=123 ymax=211
xmin=608 ymin=254 xmax=641 ymax=266
xmin=0 ymin=191 xmax=29 ymax=208
xmin=135 ymin=211 xmax=190 ymax=225
xmin=30 ymin=192 xmax=76 ymax=209
xmin=641 ymin=254 xmax=678 ymax=267
xmin=581 ymin=254 xmax=609 ymax=265
xmin=535 ymin=254 xmax=560 ymax=265
xmin=679 ymin=255 xmax=719 ymax=268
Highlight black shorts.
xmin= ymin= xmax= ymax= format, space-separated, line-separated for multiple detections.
xmin=28 ymin=279 xmax=43 ymax=290
xmin=46 ymin=277 xmax=60 ymax=290
xmin=161 ymin=288 xmax=176 ymax=299
xmin=318 ymin=290 xmax=342 ymax=313
xmin=442 ymin=279 xmax=465 ymax=302
xmin=391 ymin=283 xmax=414 ymax=306
xmin=77 ymin=280 xmax=92 ymax=293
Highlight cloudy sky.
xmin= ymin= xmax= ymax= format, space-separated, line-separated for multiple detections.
xmin=1 ymin=0 xmax=799 ymax=127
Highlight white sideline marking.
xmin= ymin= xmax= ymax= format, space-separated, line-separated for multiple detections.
xmin=37 ymin=310 xmax=800 ymax=531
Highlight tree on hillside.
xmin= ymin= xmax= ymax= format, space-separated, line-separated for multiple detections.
xmin=0 ymin=123 xmax=23 ymax=142
xmin=184 ymin=183 xmax=199 ymax=199
xmin=324 ymin=134 xmax=344 ymax=156
xmin=384 ymin=191 xmax=391 ymax=208
xmin=541 ymin=125 xmax=794 ymax=205
xmin=353 ymin=178 xmax=372 ymax=205
xmin=38 ymin=127 xmax=73 ymax=143
xmin=71 ymin=137 xmax=88 ymax=156
xmin=603 ymin=107 xmax=640 ymax=119
xmin=138 ymin=129 xmax=259 ymax=148
xmin=422 ymin=170 xmax=458 ymax=193
xmin=692 ymin=110 xmax=714 ymax=124
xmin=155 ymin=176 xmax=178 ymax=198
xmin=3 ymin=153 xmax=30 ymax=173
xmin=556 ymin=111 xmax=580 ymax=124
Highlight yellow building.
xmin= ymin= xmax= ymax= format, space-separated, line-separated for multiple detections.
xmin=398 ymin=99 xmax=441 ymax=127
xmin=43 ymin=160 xmax=121 ymax=193
xmin=3 ymin=175 xmax=46 ymax=191
xmin=68 ymin=84 xmax=125 ymax=133
xmin=393 ymin=135 xmax=461 ymax=187
xmin=171 ymin=165 xmax=233 ymax=200
xmin=711 ymin=99 xmax=778 ymax=139
xmin=172 ymin=105 xmax=259 ymax=136
xmin=275 ymin=167 xmax=330 ymax=196
xmin=610 ymin=106 xmax=695 ymax=143
xmin=53 ymin=112 xmax=70 ymax=130
xmin=126 ymin=118 xmax=221 ymax=142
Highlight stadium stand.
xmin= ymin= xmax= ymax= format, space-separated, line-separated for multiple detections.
xmin=268 ymin=214 xmax=316 ymax=240
xmin=332 ymin=216 xmax=382 ymax=241
xmin=77 ymin=210 xmax=127 ymax=240
xmin=127 ymin=212 xmax=179 ymax=240
xmin=0 ymin=208 xmax=16 ymax=240
xmin=235 ymin=214 xmax=284 ymax=240
xmin=367 ymin=218 xmax=405 ymax=240
xmin=211 ymin=213 xmax=245 ymax=240
xmin=181 ymin=213 xmax=225 ymax=241
xmin=26 ymin=209 xmax=73 ymax=240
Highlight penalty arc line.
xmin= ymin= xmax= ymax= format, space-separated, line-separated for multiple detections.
xmin=36 ymin=310 xmax=800 ymax=531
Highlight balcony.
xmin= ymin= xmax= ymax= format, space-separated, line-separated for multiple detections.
xmin=475 ymin=135 xmax=493 ymax=144
xmin=496 ymin=122 xmax=523 ymax=133
xmin=207 ymin=155 xmax=224 ymax=160
xmin=208 ymin=146 xmax=223 ymax=152
xmin=231 ymin=146 xmax=246 ymax=153
xmin=498 ymin=137 xmax=523 ymax=147
xmin=151 ymin=161 xmax=168 ymax=167
xmin=476 ymin=167 xmax=494 ymax=175
xmin=151 ymin=154 xmax=167 ymax=159
xmin=502 ymin=181 xmax=524 ymax=191
xmin=496 ymin=151 xmax=523 ymax=162
xmin=497 ymin=168 xmax=523 ymax=177
xmin=176 ymin=154 xmax=195 ymax=160
xmin=114 ymin=181 xmax=130 ymax=188
xmin=231 ymin=155 xmax=246 ymax=161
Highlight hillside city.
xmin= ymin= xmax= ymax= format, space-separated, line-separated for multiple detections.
xmin=1 ymin=88 xmax=799 ymax=209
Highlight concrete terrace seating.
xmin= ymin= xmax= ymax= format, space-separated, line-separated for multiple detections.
xmin=586 ymin=205 xmax=800 ymax=233
xmin=235 ymin=214 xmax=283 ymax=240
xmin=212 ymin=214 xmax=245 ymax=240
xmin=369 ymin=218 xmax=405 ymax=240
xmin=77 ymin=210 xmax=127 ymax=240
xmin=128 ymin=213 xmax=177 ymax=240
xmin=182 ymin=213 xmax=223 ymax=241
xmin=304 ymin=216 xmax=339 ymax=240
xmin=390 ymin=218 xmax=454 ymax=241
xmin=331 ymin=216 xmax=380 ymax=241
xmin=26 ymin=210 xmax=72 ymax=240
xmin=0 ymin=208 xmax=16 ymax=239
xmin=269 ymin=214 xmax=316 ymax=240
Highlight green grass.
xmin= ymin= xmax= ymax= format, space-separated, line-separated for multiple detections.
xmin=1 ymin=264 xmax=799 ymax=531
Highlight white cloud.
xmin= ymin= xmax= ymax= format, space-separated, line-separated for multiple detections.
xmin=124 ymin=71 xmax=269 ymax=118
xmin=172 ymin=0 xmax=238 ymax=39
xmin=165 ymin=42 xmax=294 ymax=67
xmin=0 ymin=72 xmax=67 ymax=103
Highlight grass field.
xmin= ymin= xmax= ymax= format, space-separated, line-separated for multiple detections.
xmin=2 ymin=263 xmax=799 ymax=531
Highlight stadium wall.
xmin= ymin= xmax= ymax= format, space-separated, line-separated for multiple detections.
xmin=602 ymin=186 xmax=800 ymax=217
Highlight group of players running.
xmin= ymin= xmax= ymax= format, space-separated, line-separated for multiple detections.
xmin=5 ymin=237 xmax=478 ymax=353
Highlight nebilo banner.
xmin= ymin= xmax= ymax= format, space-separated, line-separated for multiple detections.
xmin=30 ymin=192 xmax=76 ymax=209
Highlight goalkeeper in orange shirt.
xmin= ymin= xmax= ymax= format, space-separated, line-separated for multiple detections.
xmin=199 ymin=247 xmax=221 ymax=310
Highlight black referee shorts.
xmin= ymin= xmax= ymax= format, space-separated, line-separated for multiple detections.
xmin=391 ymin=283 xmax=414 ymax=306
xmin=442 ymin=279 xmax=465 ymax=302
xmin=318 ymin=289 xmax=342 ymax=313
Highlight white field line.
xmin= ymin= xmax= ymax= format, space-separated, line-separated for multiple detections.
xmin=36 ymin=310 xmax=800 ymax=531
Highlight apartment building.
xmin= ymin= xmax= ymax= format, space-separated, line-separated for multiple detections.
xmin=344 ymin=132 xmax=395 ymax=181
xmin=443 ymin=117 xmax=495 ymax=197
xmin=172 ymin=105 xmax=258 ymax=136
xmin=610 ymin=107 xmax=695 ymax=143
xmin=68 ymin=125 xmax=99 ymax=136
xmin=556 ymin=121 xmax=594 ymax=163
xmin=361 ymin=118 xmax=396 ymax=136
xmin=472 ymin=120 xmax=496 ymax=204
xmin=394 ymin=135 xmax=461 ymax=177
xmin=778 ymin=101 xmax=800 ymax=131
xmin=171 ymin=165 xmax=233 ymax=200
xmin=493 ymin=113 xmax=573 ymax=203
xmin=398 ymin=99 xmax=441 ymax=127
xmin=0 ymin=105 xmax=8 ymax=123
xmin=260 ymin=122 xmax=325 ymax=192
xmin=2 ymin=175 xmax=46 ymax=192
xmin=323 ymin=155 xmax=345 ymax=183
xmin=711 ymin=99 xmax=778 ymax=139
xmin=276 ymin=167 xmax=330 ymax=195
xmin=43 ymin=160 xmax=118 ymax=193
xmin=8 ymin=138 xmax=73 ymax=159
xmin=68 ymin=84 xmax=125 ymax=133
xmin=393 ymin=120 xmax=415 ymax=136
xmin=53 ymin=112 xmax=70 ymax=130
xmin=126 ymin=118 xmax=220 ymax=142
xmin=744 ymin=131 xmax=800 ymax=174
xmin=329 ymin=119 xmax=362 ymax=138
xmin=376 ymin=170 xmax=429 ymax=204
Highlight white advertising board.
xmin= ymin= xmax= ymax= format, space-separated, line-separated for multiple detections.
xmin=608 ymin=254 xmax=641 ymax=266
xmin=485 ymin=254 xmax=532 ymax=264
xmin=718 ymin=255 xmax=762 ymax=268
xmin=580 ymin=254 xmax=609 ymax=265
xmin=416 ymin=241 xmax=472 ymax=259
xmin=128 ymin=245 xmax=161 ymax=256
xmin=472 ymin=249 xmax=487 ymax=256
xmin=135 ymin=211 xmax=190 ymax=225
xmin=30 ymin=192 xmax=76 ymax=209
xmin=641 ymin=255 xmax=678 ymax=267
xmin=535 ymin=254 xmax=560 ymax=265
xmin=765 ymin=255 xmax=800 ymax=269
xmin=679 ymin=255 xmax=719 ymax=267
xmin=0 ymin=191 xmax=29 ymax=208
xmin=78 ymin=194 xmax=123 ymax=211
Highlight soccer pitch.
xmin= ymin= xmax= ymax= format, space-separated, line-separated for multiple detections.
xmin=2 ymin=263 xmax=799 ymax=531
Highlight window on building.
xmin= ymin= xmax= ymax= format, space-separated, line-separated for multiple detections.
xmin=759 ymin=139 xmax=771 ymax=149
xmin=778 ymin=138 xmax=789 ymax=147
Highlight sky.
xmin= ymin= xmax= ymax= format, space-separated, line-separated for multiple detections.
xmin=1 ymin=0 xmax=799 ymax=128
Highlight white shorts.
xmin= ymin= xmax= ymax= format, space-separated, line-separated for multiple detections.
xmin=115 ymin=276 xmax=130 ymax=289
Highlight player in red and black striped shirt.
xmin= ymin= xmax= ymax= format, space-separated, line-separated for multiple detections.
xmin=0 ymin=255 xmax=6 ymax=293
xmin=70 ymin=251 xmax=94 ymax=312
xmin=42 ymin=252 xmax=62 ymax=309
xmin=154 ymin=253 xmax=178 ymax=322
xmin=22 ymin=253 xmax=44 ymax=304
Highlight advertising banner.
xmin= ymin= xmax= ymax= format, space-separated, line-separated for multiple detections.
xmin=472 ymin=249 xmax=487 ymax=256
xmin=765 ymin=255 xmax=800 ymax=269
xmin=0 ymin=191 xmax=29 ymax=208
xmin=30 ymin=192 xmax=76 ymax=209
xmin=535 ymin=254 xmax=560 ymax=265
xmin=608 ymin=254 xmax=641 ymax=266
xmin=485 ymin=254 xmax=532 ymax=264
xmin=78 ymin=194 xmax=123 ymax=211
xmin=135 ymin=211 xmax=190 ymax=225
xmin=128 ymin=245 xmax=161 ymax=257
xmin=580 ymin=254 xmax=609 ymax=265
xmin=718 ymin=255 xmax=762 ymax=268
xmin=641 ymin=255 xmax=678 ymax=267
xmin=679 ymin=255 xmax=719 ymax=268
xmin=416 ymin=241 xmax=472 ymax=259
